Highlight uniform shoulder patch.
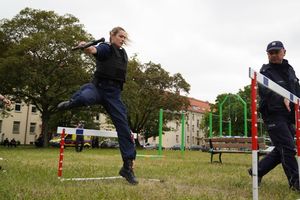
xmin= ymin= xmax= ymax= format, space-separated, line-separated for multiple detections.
xmin=260 ymin=64 xmax=270 ymax=73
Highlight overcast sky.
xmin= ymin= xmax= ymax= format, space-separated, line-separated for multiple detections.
xmin=1 ymin=0 xmax=300 ymax=103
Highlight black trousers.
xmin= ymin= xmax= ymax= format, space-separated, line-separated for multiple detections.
xmin=75 ymin=135 xmax=84 ymax=152
xmin=258 ymin=119 xmax=299 ymax=187
xmin=69 ymin=82 xmax=136 ymax=160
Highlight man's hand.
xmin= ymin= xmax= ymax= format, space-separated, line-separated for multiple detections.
xmin=284 ymin=98 xmax=291 ymax=112
xmin=78 ymin=41 xmax=97 ymax=54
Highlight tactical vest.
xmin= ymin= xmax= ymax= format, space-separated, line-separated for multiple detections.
xmin=94 ymin=43 xmax=128 ymax=83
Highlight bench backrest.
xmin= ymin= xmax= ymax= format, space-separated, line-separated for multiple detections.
xmin=204 ymin=137 xmax=266 ymax=150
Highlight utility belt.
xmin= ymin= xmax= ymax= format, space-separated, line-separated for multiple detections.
xmin=92 ymin=78 xmax=123 ymax=90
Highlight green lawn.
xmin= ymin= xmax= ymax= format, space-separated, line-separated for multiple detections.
xmin=0 ymin=146 xmax=299 ymax=200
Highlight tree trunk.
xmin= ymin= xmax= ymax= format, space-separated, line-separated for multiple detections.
xmin=41 ymin=113 xmax=50 ymax=147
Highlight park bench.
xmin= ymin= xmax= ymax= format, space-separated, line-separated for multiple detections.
xmin=204 ymin=137 xmax=269 ymax=163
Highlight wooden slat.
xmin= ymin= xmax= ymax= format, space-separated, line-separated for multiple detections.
xmin=205 ymin=137 xmax=265 ymax=143
xmin=211 ymin=150 xmax=252 ymax=154
xmin=212 ymin=143 xmax=252 ymax=149
xmin=204 ymin=137 xmax=266 ymax=150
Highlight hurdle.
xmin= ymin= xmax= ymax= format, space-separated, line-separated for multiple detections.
xmin=56 ymin=127 xmax=162 ymax=182
xmin=249 ymin=68 xmax=300 ymax=200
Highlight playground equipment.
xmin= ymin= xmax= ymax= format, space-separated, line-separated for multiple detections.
xmin=249 ymin=68 xmax=300 ymax=200
xmin=158 ymin=109 xmax=185 ymax=155
xmin=219 ymin=94 xmax=247 ymax=137
xmin=208 ymin=94 xmax=247 ymax=137
xmin=208 ymin=113 xmax=233 ymax=137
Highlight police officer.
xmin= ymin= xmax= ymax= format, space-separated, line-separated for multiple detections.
xmin=57 ymin=27 xmax=138 ymax=185
xmin=75 ymin=122 xmax=84 ymax=152
xmin=249 ymin=41 xmax=300 ymax=191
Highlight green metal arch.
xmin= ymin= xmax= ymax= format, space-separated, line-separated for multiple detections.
xmin=219 ymin=94 xmax=248 ymax=137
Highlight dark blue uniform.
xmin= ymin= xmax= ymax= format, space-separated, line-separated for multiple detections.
xmin=258 ymin=59 xmax=300 ymax=189
xmin=63 ymin=43 xmax=136 ymax=161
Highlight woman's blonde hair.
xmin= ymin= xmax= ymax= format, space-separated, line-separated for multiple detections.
xmin=109 ymin=26 xmax=130 ymax=45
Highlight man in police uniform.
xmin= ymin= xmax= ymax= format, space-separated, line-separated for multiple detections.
xmin=57 ymin=27 xmax=138 ymax=185
xmin=75 ymin=122 xmax=84 ymax=152
xmin=249 ymin=41 xmax=300 ymax=191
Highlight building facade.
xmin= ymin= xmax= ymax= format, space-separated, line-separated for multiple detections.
xmin=0 ymin=103 xmax=119 ymax=145
xmin=0 ymin=102 xmax=42 ymax=145
xmin=147 ymin=97 xmax=210 ymax=148
xmin=0 ymin=97 xmax=210 ymax=146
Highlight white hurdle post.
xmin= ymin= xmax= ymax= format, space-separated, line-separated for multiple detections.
xmin=249 ymin=68 xmax=300 ymax=200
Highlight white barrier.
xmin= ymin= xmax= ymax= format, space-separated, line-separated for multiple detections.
xmin=249 ymin=67 xmax=300 ymax=200
xmin=56 ymin=127 xmax=164 ymax=183
xmin=56 ymin=126 xmax=137 ymax=138
xmin=249 ymin=68 xmax=299 ymax=103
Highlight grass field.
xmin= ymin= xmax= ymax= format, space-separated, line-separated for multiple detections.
xmin=0 ymin=146 xmax=299 ymax=200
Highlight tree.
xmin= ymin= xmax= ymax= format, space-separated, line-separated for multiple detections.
xmin=122 ymin=56 xmax=190 ymax=145
xmin=0 ymin=8 xmax=95 ymax=146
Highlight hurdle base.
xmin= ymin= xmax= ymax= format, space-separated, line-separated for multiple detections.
xmin=136 ymin=154 xmax=164 ymax=158
xmin=59 ymin=176 xmax=164 ymax=183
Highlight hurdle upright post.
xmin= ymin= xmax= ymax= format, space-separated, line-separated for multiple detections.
xmin=58 ymin=128 xmax=66 ymax=178
xmin=295 ymin=100 xmax=300 ymax=187
xmin=251 ymin=72 xmax=259 ymax=200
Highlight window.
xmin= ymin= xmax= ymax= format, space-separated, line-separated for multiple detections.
xmin=192 ymin=114 xmax=194 ymax=121
xmin=15 ymin=103 xmax=21 ymax=112
xmin=192 ymin=136 xmax=195 ymax=144
xmin=187 ymin=136 xmax=189 ymax=144
xmin=31 ymin=106 xmax=37 ymax=113
xmin=197 ymin=130 xmax=199 ymax=137
xmin=96 ymin=114 xmax=100 ymax=121
xmin=176 ymin=122 xmax=179 ymax=130
xmin=30 ymin=123 xmax=36 ymax=134
xmin=13 ymin=121 xmax=20 ymax=134
xmin=176 ymin=135 xmax=179 ymax=143
xmin=192 ymin=125 xmax=194 ymax=132
xmin=0 ymin=120 xmax=2 ymax=132
xmin=197 ymin=119 xmax=200 ymax=128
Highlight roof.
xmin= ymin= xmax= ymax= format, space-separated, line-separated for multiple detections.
xmin=187 ymin=97 xmax=210 ymax=113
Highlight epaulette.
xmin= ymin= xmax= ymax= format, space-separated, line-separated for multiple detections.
xmin=260 ymin=64 xmax=271 ymax=73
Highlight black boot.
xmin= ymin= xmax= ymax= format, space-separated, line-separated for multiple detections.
xmin=248 ymin=168 xmax=262 ymax=187
xmin=290 ymin=182 xmax=300 ymax=192
xmin=57 ymin=101 xmax=73 ymax=111
xmin=289 ymin=178 xmax=300 ymax=192
xmin=119 ymin=160 xmax=138 ymax=185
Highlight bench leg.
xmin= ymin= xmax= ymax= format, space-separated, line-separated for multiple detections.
xmin=219 ymin=153 xmax=222 ymax=164
xmin=210 ymin=152 xmax=213 ymax=163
